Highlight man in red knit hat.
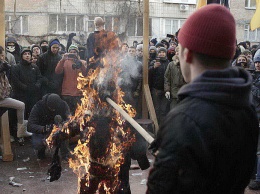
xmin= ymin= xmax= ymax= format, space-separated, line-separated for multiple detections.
xmin=146 ymin=4 xmax=259 ymax=194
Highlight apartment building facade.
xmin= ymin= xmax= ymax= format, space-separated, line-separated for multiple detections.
xmin=4 ymin=0 xmax=259 ymax=46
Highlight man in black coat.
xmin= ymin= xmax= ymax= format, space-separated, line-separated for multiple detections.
xmin=147 ymin=5 xmax=259 ymax=194
xmin=27 ymin=93 xmax=70 ymax=159
xmin=37 ymin=39 xmax=63 ymax=96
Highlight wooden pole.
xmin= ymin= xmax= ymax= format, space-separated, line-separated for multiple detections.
xmin=142 ymin=0 xmax=149 ymax=119
xmin=142 ymin=0 xmax=159 ymax=134
xmin=0 ymin=0 xmax=5 ymax=47
xmin=106 ymin=97 xmax=154 ymax=144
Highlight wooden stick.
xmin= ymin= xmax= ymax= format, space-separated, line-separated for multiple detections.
xmin=106 ymin=97 xmax=154 ymax=144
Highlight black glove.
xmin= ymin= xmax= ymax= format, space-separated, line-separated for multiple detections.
xmin=0 ymin=61 xmax=11 ymax=73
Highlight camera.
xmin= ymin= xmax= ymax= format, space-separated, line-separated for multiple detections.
xmin=0 ymin=61 xmax=11 ymax=73
xmin=72 ymin=60 xmax=82 ymax=70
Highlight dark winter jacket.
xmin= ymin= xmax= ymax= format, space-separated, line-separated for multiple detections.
xmin=147 ymin=67 xmax=259 ymax=194
xmin=149 ymin=58 xmax=169 ymax=91
xmin=37 ymin=39 xmax=63 ymax=95
xmin=5 ymin=37 xmax=21 ymax=64
xmin=27 ymin=94 xmax=70 ymax=134
xmin=11 ymin=58 xmax=43 ymax=99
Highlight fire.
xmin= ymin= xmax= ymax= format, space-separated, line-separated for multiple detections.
xmin=70 ymin=52 xmax=135 ymax=193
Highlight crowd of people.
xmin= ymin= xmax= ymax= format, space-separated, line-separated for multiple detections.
xmin=1 ymin=4 xmax=260 ymax=193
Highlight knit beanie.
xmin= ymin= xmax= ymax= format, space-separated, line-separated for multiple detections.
xmin=150 ymin=38 xmax=158 ymax=45
xmin=21 ymin=49 xmax=32 ymax=57
xmin=49 ymin=39 xmax=60 ymax=47
xmin=149 ymin=46 xmax=157 ymax=53
xmin=158 ymin=47 xmax=167 ymax=54
xmin=155 ymin=43 xmax=165 ymax=48
xmin=178 ymin=4 xmax=236 ymax=59
xmin=46 ymin=94 xmax=63 ymax=111
xmin=136 ymin=44 xmax=143 ymax=51
xmin=254 ymin=49 xmax=260 ymax=63
xmin=68 ymin=44 xmax=79 ymax=53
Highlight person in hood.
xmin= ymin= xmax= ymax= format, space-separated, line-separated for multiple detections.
xmin=27 ymin=93 xmax=70 ymax=160
xmin=39 ymin=40 xmax=48 ymax=53
xmin=11 ymin=49 xmax=43 ymax=120
xmin=5 ymin=37 xmax=21 ymax=64
xmin=147 ymin=5 xmax=259 ymax=194
xmin=37 ymin=39 xmax=63 ymax=96
xmin=149 ymin=47 xmax=170 ymax=124
xmin=149 ymin=46 xmax=157 ymax=63
xmin=248 ymin=48 xmax=260 ymax=190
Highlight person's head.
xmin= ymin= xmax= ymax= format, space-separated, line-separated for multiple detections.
xmin=155 ymin=43 xmax=165 ymax=49
xmin=175 ymin=46 xmax=180 ymax=56
xmin=178 ymin=5 xmax=236 ymax=83
xmin=49 ymin=39 xmax=60 ymax=55
xmin=21 ymin=49 xmax=32 ymax=63
xmin=136 ymin=44 xmax=143 ymax=57
xmin=149 ymin=46 xmax=157 ymax=60
xmin=46 ymin=93 xmax=63 ymax=112
xmin=68 ymin=44 xmax=79 ymax=57
xmin=242 ymin=49 xmax=252 ymax=60
xmin=245 ymin=41 xmax=251 ymax=49
xmin=150 ymin=38 xmax=157 ymax=46
xmin=254 ymin=49 xmax=260 ymax=71
xmin=0 ymin=46 xmax=5 ymax=62
xmin=121 ymin=43 xmax=129 ymax=53
xmin=40 ymin=40 xmax=48 ymax=53
xmin=158 ymin=47 xmax=167 ymax=58
xmin=31 ymin=45 xmax=41 ymax=56
xmin=94 ymin=17 xmax=105 ymax=31
xmin=170 ymin=41 xmax=178 ymax=49
xmin=128 ymin=46 xmax=136 ymax=57
xmin=236 ymin=54 xmax=248 ymax=69
xmin=161 ymin=40 xmax=169 ymax=49
xmin=167 ymin=47 xmax=175 ymax=61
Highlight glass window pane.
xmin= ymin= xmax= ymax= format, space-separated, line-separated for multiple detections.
xmin=245 ymin=0 xmax=249 ymax=7
xmin=249 ymin=30 xmax=255 ymax=41
xmin=88 ymin=16 xmax=95 ymax=32
xmin=11 ymin=16 xmax=21 ymax=34
xmin=165 ymin=19 xmax=171 ymax=34
xmin=250 ymin=0 xmax=256 ymax=7
xmin=171 ymin=20 xmax=178 ymax=35
xmin=5 ymin=15 xmax=9 ymax=33
xmin=22 ymin=16 xmax=28 ymax=33
xmin=76 ymin=16 xmax=84 ymax=31
xmin=257 ymin=29 xmax=260 ymax=41
xmin=58 ymin=15 xmax=66 ymax=31
xmin=127 ymin=17 xmax=135 ymax=36
xmin=149 ymin=18 xmax=152 ymax=36
xmin=49 ymin=14 xmax=57 ymax=32
xmin=67 ymin=16 xmax=75 ymax=31
xmin=137 ymin=18 xmax=143 ymax=36
xmin=105 ymin=16 xmax=112 ymax=31
xmin=113 ymin=17 xmax=120 ymax=33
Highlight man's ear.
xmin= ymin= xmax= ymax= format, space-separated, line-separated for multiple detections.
xmin=183 ymin=48 xmax=193 ymax=64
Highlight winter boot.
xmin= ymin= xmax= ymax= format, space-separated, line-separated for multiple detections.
xmin=17 ymin=120 xmax=32 ymax=138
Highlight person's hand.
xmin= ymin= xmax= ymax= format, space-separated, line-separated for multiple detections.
xmin=69 ymin=33 xmax=76 ymax=39
xmin=133 ymin=91 xmax=139 ymax=97
xmin=165 ymin=92 xmax=170 ymax=100
xmin=154 ymin=61 xmax=161 ymax=68
xmin=62 ymin=53 xmax=69 ymax=61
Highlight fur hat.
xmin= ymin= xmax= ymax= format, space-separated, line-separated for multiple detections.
xmin=150 ymin=38 xmax=158 ymax=45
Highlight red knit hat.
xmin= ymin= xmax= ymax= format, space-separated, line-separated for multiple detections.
xmin=178 ymin=4 xmax=236 ymax=59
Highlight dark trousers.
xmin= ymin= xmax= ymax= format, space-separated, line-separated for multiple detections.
xmin=151 ymin=88 xmax=170 ymax=124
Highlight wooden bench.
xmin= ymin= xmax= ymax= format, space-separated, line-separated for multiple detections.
xmin=0 ymin=110 xmax=13 ymax=161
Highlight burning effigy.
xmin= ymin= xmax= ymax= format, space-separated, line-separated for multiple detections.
xmin=46 ymin=32 xmax=138 ymax=193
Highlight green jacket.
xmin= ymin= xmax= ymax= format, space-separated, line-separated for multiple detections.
xmin=164 ymin=56 xmax=186 ymax=99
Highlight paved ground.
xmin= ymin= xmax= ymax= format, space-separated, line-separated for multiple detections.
xmin=0 ymin=138 xmax=260 ymax=194
xmin=0 ymin=138 xmax=151 ymax=194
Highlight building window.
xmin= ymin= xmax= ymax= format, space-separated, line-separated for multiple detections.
xmin=244 ymin=24 xmax=260 ymax=41
xmin=49 ymin=14 xmax=84 ymax=32
xmin=127 ymin=17 xmax=152 ymax=37
xmin=165 ymin=19 xmax=185 ymax=36
xmin=245 ymin=0 xmax=256 ymax=8
xmin=5 ymin=15 xmax=28 ymax=34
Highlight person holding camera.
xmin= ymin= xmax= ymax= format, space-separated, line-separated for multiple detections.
xmin=55 ymin=44 xmax=87 ymax=114
xmin=27 ymin=93 xmax=70 ymax=160
xmin=149 ymin=47 xmax=170 ymax=124
xmin=0 ymin=46 xmax=31 ymax=141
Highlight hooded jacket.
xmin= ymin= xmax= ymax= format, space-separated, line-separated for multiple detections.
xmin=37 ymin=39 xmax=63 ymax=95
xmin=27 ymin=94 xmax=70 ymax=134
xmin=147 ymin=67 xmax=259 ymax=194
xmin=6 ymin=37 xmax=21 ymax=64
